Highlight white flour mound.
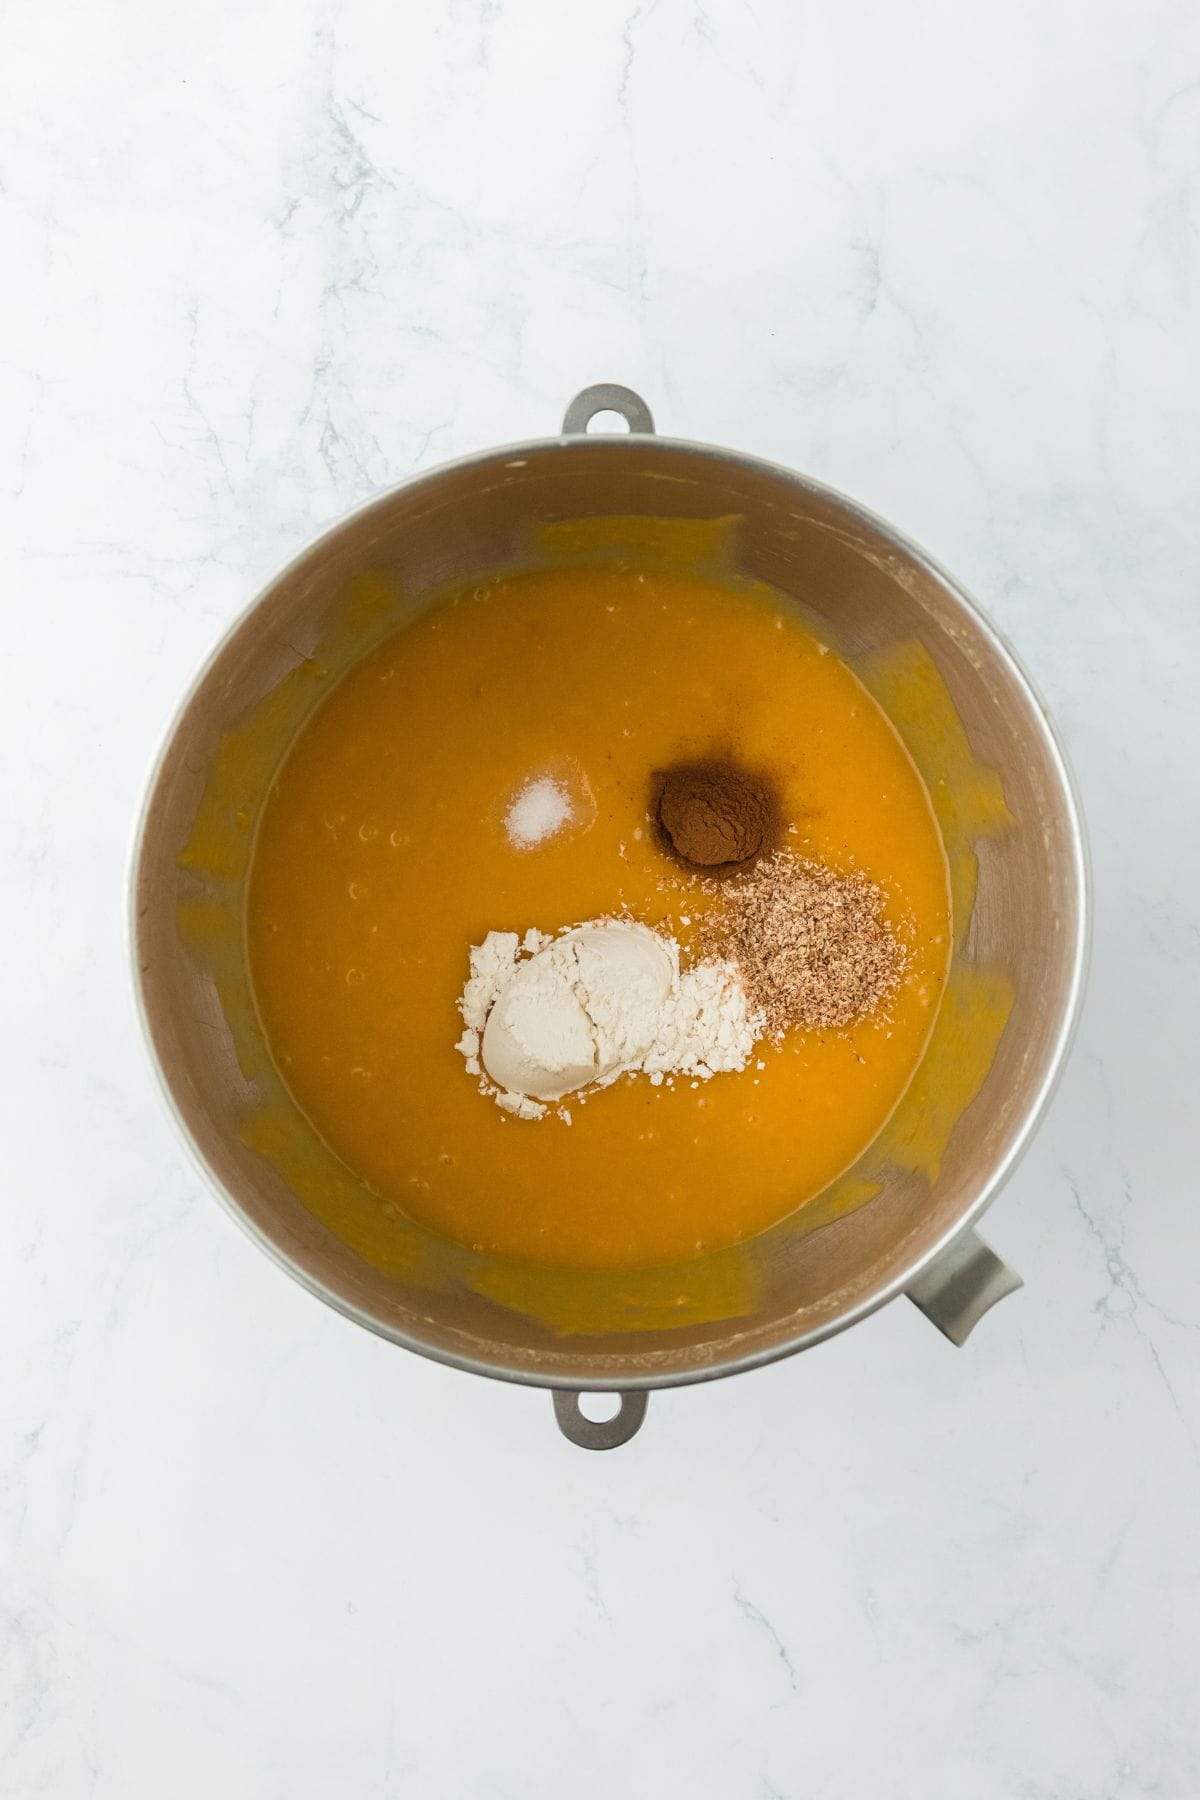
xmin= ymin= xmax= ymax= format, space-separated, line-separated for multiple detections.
xmin=455 ymin=919 xmax=760 ymax=1120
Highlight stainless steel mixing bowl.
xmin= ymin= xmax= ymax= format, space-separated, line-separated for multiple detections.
xmin=132 ymin=384 xmax=1088 ymax=1449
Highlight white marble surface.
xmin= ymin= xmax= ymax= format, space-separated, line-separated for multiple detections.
xmin=3 ymin=0 xmax=1199 ymax=1792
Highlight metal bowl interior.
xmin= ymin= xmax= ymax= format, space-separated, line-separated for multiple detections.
xmin=133 ymin=434 xmax=1087 ymax=1390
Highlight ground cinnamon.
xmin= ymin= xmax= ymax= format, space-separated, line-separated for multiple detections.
xmin=655 ymin=760 xmax=774 ymax=869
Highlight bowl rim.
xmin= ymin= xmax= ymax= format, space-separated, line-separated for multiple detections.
xmin=128 ymin=428 xmax=1092 ymax=1392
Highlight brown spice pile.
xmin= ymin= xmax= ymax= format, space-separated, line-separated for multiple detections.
xmin=655 ymin=760 xmax=776 ymax=869
xmin=703 ymin=849 xmax=908 ymax=1033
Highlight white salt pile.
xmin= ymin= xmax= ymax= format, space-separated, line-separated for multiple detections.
xmin=505 ymin=777 xmax=573 ymax=849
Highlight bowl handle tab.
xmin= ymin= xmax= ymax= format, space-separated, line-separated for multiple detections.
xmin=905 ymin=1229 xmax=1023 ymax=1346
xmin=562 ymin=383 xmax=655 ymax=437
xmin=552 ymin=1390 xmax=648 ymax=1450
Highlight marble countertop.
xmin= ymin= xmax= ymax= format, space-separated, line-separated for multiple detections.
xmin=3 ymin=0 xmax=1199 ymax=1793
